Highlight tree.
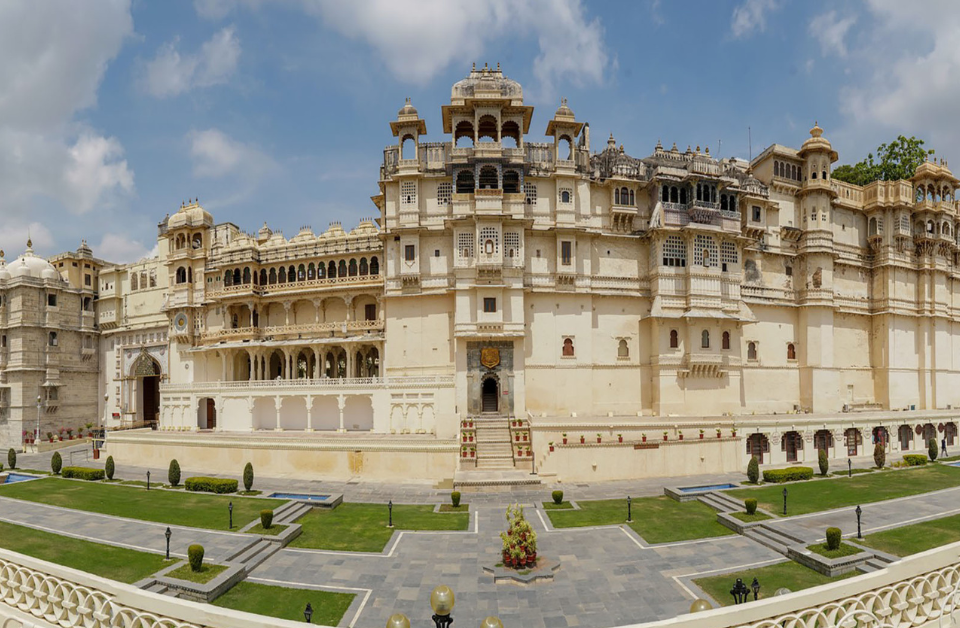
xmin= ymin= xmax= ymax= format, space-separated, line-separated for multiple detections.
xmin=832 ymin=135 xmax=934 ymax=186
xmin=243 ymin=462 xmax=254 ymax=492
xmin=818 ymin=448 xmax=829 ymax=476
xmin=873 ymin=442 xmax=885 ymax=469
xmin=747 ymin=456 xmax=760 ymax=484
xmin=929 ymin=438 xmax=939 ymax=462
xmin=7 ymin=448 xmax=15 ymax=470
xmin=105 ymin=455 xmax=115 ymax=480
xmin=51 ymin=451 xmax=62 ymax=475
xmin=168 ymin=459 xmax=181 ymax=486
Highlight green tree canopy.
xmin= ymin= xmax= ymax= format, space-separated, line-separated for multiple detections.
xmin=832 ymin=135 xmax=934 ymax=186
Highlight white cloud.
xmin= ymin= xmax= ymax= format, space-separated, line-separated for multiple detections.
xmin=730 ymin=0 xmax=778 ymax=39
xmin=809 ymin=11 xmax=857 ymax=57
xmin=303 ymin=0 xmax=609 ymax=99
xmin=0 ymin=223 xmax=54 ymax=260
xmin=0 ymin=0 xmax=134 ymax=221
xmin=189 ymin=128 xmax=276 ymax=179
xmin=95 ymin=233 xmax=156 ymax=264
xmin=141 ymin=27 xmax=240 ymax=98
xmin=194 ymin=0 xmax=266 ymax=20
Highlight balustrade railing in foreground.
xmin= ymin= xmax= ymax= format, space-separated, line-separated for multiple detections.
xmin=1 ymin=540 xmax=959 ymax=628
xmin=0 ymin=548 xmax=313 ymax=628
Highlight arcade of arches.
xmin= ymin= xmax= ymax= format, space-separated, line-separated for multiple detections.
xmin=219 ymin=344 xmax=381 ymax=381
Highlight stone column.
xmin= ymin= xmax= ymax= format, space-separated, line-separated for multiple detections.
xmin=274 ymin=396 xmax=283 ymax=431
xmin=216 ymin=398 xmax=225 ymax=432
xmin=306 ymin=395 xmax=314 ymax=432
xmin=312 ymin=347 xmax=321 ymax=379
xmin=283 ymin=301 xmax=291 ymax=326
xmin=248 ymin=302 xmax=255 ymax=327
xmin=313 ymin=298 xmax=322 ymax=323
xmin=337 ymin=394 xmax=346 ymax=432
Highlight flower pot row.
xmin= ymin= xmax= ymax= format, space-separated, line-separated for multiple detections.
xmin=460 ymin=447 xmax=476 ymax=458
xmin=502 ymin=550 xmax=537 ymax=569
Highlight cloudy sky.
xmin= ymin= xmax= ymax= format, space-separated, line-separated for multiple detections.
xmin=1 ymin=0 xmax=956 ymax=262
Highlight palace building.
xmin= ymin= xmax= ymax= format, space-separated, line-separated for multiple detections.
xmin=5 ymin=66 xmax=960 ymax=483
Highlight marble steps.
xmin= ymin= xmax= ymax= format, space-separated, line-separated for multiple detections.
xmin=698 ymin=491 xmax=743 ymax=513
xmin=274 ymin=502 xmax=313 ymax=525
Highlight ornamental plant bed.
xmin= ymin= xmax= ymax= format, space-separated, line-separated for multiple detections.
xmin=500 ymin=504 xmax=538 ymax=569
xmin=185 ymin=477 xmax=239 ymax=494
xmin=61 ymin=466 xmax=106 ymax=481
xmin=165 ymin=562 xmax=229 ymax=584
xmin=806 ymin=542 xmax=864 ymax=560
xmin=762 ymin=466 xmax=814 ymax=483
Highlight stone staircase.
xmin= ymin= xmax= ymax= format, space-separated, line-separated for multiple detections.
xmin=697 ymin=491 xmax=744 ymax=513
xmin=858 ymin=553 xmax=896 ymax=573
xmin=743 ymin=523 xmax=809 ymax=556
xmin=144 ymin=582 xmax=178 ymax=597
xmin=474 ymin=415 xmax=517 ymax=470
xmin=271 ymin=500 xmax=314 ymax=525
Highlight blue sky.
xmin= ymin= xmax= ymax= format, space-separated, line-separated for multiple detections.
xmin=1 ymin=0 xmax=956 ymax=262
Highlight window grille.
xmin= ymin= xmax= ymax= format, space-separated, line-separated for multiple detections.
xmin=401 ymin=181 xmax=417 ymax=206
xmin=720 ymin=242 xmax=738 ymax=265
xmin=559 ymin=188 xmax=572 ymax=204
xmin=662 ymin=235 xmax=686 ymax=267
xmin=525 ymin=184 xmax=537 ymax=204
xmin=457 ymin=233 xmax=474 ymax=259
xmin=479 ymin=227 xmax=499 ymax=254
xmin=437 ymin=181 xmax=452 ymax=205
xmin=694 ymin=234 xmax=718 ymax=267
xmin=504 ymin=232 xmax=520 ymax=259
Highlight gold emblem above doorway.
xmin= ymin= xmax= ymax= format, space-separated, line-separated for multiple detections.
xmin=480 ymin=347 xmax=500 ymax=369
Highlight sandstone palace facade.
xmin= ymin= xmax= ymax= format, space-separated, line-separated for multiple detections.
xmin=3 ymin=66 xmax=958 ymax=482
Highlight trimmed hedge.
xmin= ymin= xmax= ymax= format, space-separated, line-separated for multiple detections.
xmin=745 ymin=498 xmax=758 ymax=515
xmin=260 ymin=509 xmax=274 ymax=529
xmin=188 ymin=544 xmax=204 ymax=572
xmin=451 ymin=491 xmax=461 ymax=508
xmin=243 ymin=462 xmax=254 ymax=492
xmin=168 ymin=459 xmax=181 ymax=487
xmin=61 ymin=466 xmax=106 ymax=481
xmin=903 ymin=454 xmax=928 ymax=466
xmin=105 ymin=456 xmax=115 ymax=480
xmin=929 ymin=438 xmax=939 ymax=462
xmin=818 ymin=448 xmax=829 ymax=476
xmin=873 ymin=442 xmax=885 ymax=469
xmin=826 ymin=527 xmax=842 ymax=551
xmin=762 ymin=466 xmax=814 ymax=483
xmin=552 ymin=490 xmax=564 ymax=505
xmin=185 ymin=476 xmax=238 ymax=494
xmin=7 ymin=448 xmax=15 ymax=470
xmin=51 ymin=452 xmax=62 ymax=475
xmin=747 ymin=456 xmax=760 ymax=483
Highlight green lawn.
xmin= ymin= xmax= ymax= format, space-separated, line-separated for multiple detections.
xmin=545 ymin=496 xmax=734 ymax=543
xmin=0 ymin=520 xmax=171 ymax=583
xmin=859 ymin=512 xmax=960 ymax=557
xmin=807 ymin=542 xmax=863 ymax=559
xmin=289 ymin=503 xmax=470 ymax=552
xmin=730 ymin=511 xmax=773 ymax=523
xmin=694 ymin=561 xmax=855 ymax=607
xmin=213 ymin=581 xmax=354 ymax=624
xmin=166 ymin=563 xmax=228 ymax=584
xmin=542 ymin=501 xmax=574 ymax=510
xmin=245 ymin=523 xmax=286 ymax=536
xmin=0 ymin=477 xmax=284 ymax=530
xmin=726 ymin=465 xmax=960 ymax=516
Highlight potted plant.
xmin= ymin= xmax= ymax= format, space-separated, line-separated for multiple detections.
xmin=562 ymin=433 xmax=568 ymax=445
xmin=716 ymin=428 xmax=722 ymax=438
xmin=732 ymin=428 xmax=738 ymax=437
xmin=468 ymin=419 xmax=473 ymax=428
xmin=461 ymin=448 xmax=468 ymax=458
xmin=597 ymin=433 xmax=602 ymax=443
xmin=46 ymin=431 xmax=54 ymax=443
xmin=517 ymin=447 xmax=524 ymax=457
xmin=58 ymin=428 xmax=65 ymax=441
xmin=526 ymin=447 xmax=532 ymax=457
xmin=468 ymin=433 xmax=474 ymax=442
xmin=699 ymin=429 xmax=705 ymax=440
xmin=618 ymin=433 xmax=623 ymax=443
xmin=463 ymin=434 xmax=468 ymax=442
xmin=663 ymin=430 xmax=668 ymax=441
xmin=642 ymin=433 xmax=647 ymax=443
xmin=515 ymin=433 xmax=521 ymax=442
xmin=522 ymin=432 xmax=528 ymax=442
xmin=679 ymin=431 xmax=684 ymax=441
xmin=469 ymin=448 xmax=476 ymax=458
xmin=549 ymin=442 xmax=554 ymax=452
xmin=580 ymin=434 xmax=585 ymax=444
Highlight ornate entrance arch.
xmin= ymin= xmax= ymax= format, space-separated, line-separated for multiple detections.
xmin=481 ymin=375 xmax=499 ymax=413
xmin=131 ymin=351 xmax=162 ymax=428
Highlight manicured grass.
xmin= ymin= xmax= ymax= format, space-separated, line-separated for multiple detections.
xmin=694 ymin=561 xmax=856 ymax=607
xmin=830 ymin=468 xmax=878 ymax=476
xmin=541 ymin=501 xmax=574 ymax=510
xmin=438 ymin=504 xmax=469 ymax=512
xmin=213 ymin=581 xmax=354 ymax=624
xmin=289 ymin=503 xmax=470 ymax=552
xmin=859 ymin=512 xmax=960 ymax=557
xmin=726 ymin=465 xmax=960 ymax=516
xmin=731 ymin=511 xmax=772 ymax=523
xmin=807 ymin=542 xmax=863 ymax=559
xmin=166 ymin=563 xmax=228 ymax=584
xmin=245 ymin=523 xmax=286 ymax=536
xmin=545 ymin=496 xmax=734 ymax=543
xmin=0 ymin=520 xmax=171 ymax=583
xmin=0 ymin=477 xmax=283 ymax=530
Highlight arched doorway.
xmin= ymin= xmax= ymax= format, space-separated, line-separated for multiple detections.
xmin=844 ymin=428 xmax=862 ymax=456
xmin=781 ymin=431 xmax=802 ymax=463
xmin=872 ymin=426 xmax=889 ymax=449
xmin=132 ymin=353 xmax=161 ymax=429
xmin=197 ymin=397 xmax=216 ymax=430
xmin=898 ymin=425 xmax=913 ymax=451
xmin=814 ymin=429 xmax=833 ymax=452
xmin=746 ymin=433 xmax=769 ymax=464
xmin=481 ymin=377 xmax=499 ymax=413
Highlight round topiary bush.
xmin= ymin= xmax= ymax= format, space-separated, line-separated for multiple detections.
xmin=260 ymin=509 xmax=274 ymax=530
xmin=826 ymin=527 xmax=842 ymax=551
xmin=7 ymin=448 xmax=16 ymax=470
xmin=451 ymin=491 xmax=461 ymax=508
xmin=874 ymin=442 xmax=885 ymax=469
xmin=818 ymin=447 xmax=829 ymax=476
xmin=929 ymin=438 xmax=939 ymax=462
xmin=188 ymin=544 xmax=204 ymax=572
xmin=552 ymin=490 xmax=563 ymax=505
xmin=243 ymin=462 xmax=254 ymax=492
xmin=51 ymin=451 xmax=62 ymax=475
xmin=747 ymin=456 xmax=759 ymax=484
xmin=168 ymin=459 xmax=181 ymax=487
xmin=745 ymin=498 xmax=758 ymax=515
xmin=105 ymin=455 xmax=115 ymax=480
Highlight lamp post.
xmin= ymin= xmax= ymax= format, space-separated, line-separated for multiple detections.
xmin=386 ymin=614 xmax=411 ymax=628
xmin=387 ymin=500 xmax=393 ymax=528
xmin=856 ymin=504 xmax=862 ymax=539
xmin=730 ymin=578 xmax=749 ymax=604
xmin=35 ymin=395 xmax=41 ymax=446
xmin=430 ymin=585 xmax=455 ymax=628
xmin=782 ymin=487 xmax=788 ymax=516
xmin=627 ymin=496 xmax=632 ymax=523
xmin=751 ymin=577 xmax=760 ymax=601
xmin=304 ymin=602 xmax=313 ymax=623
xmin=164 ymin=527 xmax=171 ymax=559
xmin=229 ymin=502 xmax=233 ymax=529
xmin=147 ymin=470 xmax=151 ymax=491
xmin=848 ymin=458 xmax=852 ymax=477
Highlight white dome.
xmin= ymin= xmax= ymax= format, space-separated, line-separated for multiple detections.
xmin=41 ymin=267 xmax=59 ymax=280
xmin=9 ymin=246 xmax=58 ymax=280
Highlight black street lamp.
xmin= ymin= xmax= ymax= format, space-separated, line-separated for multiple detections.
xmin=856 ymin=504 xmax=862 ymax=539
xmin=848 ymin=458 xmax=852 ymax=477
xmin=730 ymin=578 xmax=749 ymax=604
xmin=751 ymin=577 xmax=761 ymax=601
xmin=164 ymin=527 xmax=171 ymax=559
xmin=627 ymin=496 xmax=632 ymax=523
xmin=304 ymin=602 xmax=313 ymax=623
xmin=387 ymin=500 xmax=393 ymax=528
xmin=229 ymin=502 xmax=233 ymax=529
xmin=147 ymin=470 xmax=151 ymax=491
xmin=782 ymin=487 xmax=788 ymax=516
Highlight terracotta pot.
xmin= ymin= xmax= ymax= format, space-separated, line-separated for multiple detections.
xmin=562 ymin=438 xmax=567 ymax=444
xmin=523 ymin=434 xmax=528 ymax=442
xmin=463 ymin=436 xmax=468 ymax=442
xmin=717 ymin=433 xmax=722 ymax=438
xmin=642 ymin=436 xmax=647 ymax=443
xmin=618 ymin=436 xmax=623 ymax=443
xmin=580 ymin=437 xmax=585 ymax=444
xmin=597 ymin=438 xmax=602 ymax=443
xmin=515 ymin=434 xmax=520 ymax=441
xmin=699 ymin=434 xmax=704 ymax=439
xmin=679 ymin=434 xmax=684 ymax=441
xmin=526 ymin=450 xmax=532 ymax=457
xmin=549 ymin=445 xmax=554 ymax=452
xmin=469 ymin=451 xmax=475 ymax=458
xmin=663 ymin=435 xmax=667 ymax=441
xmin=469 ymin=436 xmax=473 ymax=442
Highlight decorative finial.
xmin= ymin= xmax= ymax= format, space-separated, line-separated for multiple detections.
xmin=472 ymin=62 xmax=476 ymax=71
xmin=705 ymin=146 xmax=710 ymax=155
xmin=496 ymin=62 xmax=500 ymax=71
xmin=405 ymin=97 xmax=411 ymax=105
xmin=0 ymin=250 xmax=5 ymax=259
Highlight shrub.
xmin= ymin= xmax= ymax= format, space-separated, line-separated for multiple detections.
xmin=243 ymin=462 xmax=254 ymax=492
xmin=185 ymin=477 xmax=238 ymax=494
xmin=762 ymin=467 xmax=814 ymax=483
xmin=929 ymin=438 xmax=939 ymax=462
xmin=168 ymin=459 xmax=181 ymax=487
xmin=61 ymin=466 xmax=105 ymax=481
xmin=826 ymin=527 xmax=842 ymax=551
xmin=818 ymin=448 xmax=829 ymax=476
xmin=51 ymin=451 xmax=62 ymax=475
xmin=188 ymin=545 xmax=204 ymax=572
xmin=747 ymin=456 xmax=760 ymax=484
xmin=874 ymin=442 xmax=885 ymax=469
xmin=745 ymin=498 xmax=758 ymax=515
xmin=7 ymin=448 xmax=15 ymax=470
xmin=451 ymin=491 xmax=461 ymax=508
xmin=552 ymin=490 xmax=564 ymax=505
xmin=903 ymin=454 xmax=928 ymax=466
xmin=105 ymin=456 xmax=115 ymax=480
xmin=260 ymin=509 xmax=274 ymax=529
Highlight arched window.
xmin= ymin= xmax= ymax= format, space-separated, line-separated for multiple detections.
xmin=501 ymin=121 xmax=521 ymax=148
xmin=338 ymin=260 xmax=347 ymax=277
xmin=479 ymin=165 xmax=499 ymax=189
xmin=562 ymin=338 xmax=575 ymax=357
xmin=359 ymin=258 xmax=368 ymax=275
xmin=456 ymin=170 xmax=475 ymax=194
xmin=259 ymin=269 xmax=266 ymax=285
xmin=269 ymin=268 xmax=277 ymax=284
xmin=722 ymin=331 xmax=730 ymax=350
xmin=370 ymin=257 xmax=380 ymax=275
xmin=670 ymin=187 xmax=678 ymax=203
xmin=787 ymin=343 xmax=796 ymax=360
xmin=307 ymin=263 xmax=315 ymax=280
xmin=328 ymin=261 xmax=336 ymax=278
xmin=454 ymin=121 xmax=474 ymax=147
xmin=192 ymin=234 xmax=202 ymax=249
xmin=131 ymin=273 xmax=138 ymax=290
xmin=297 ymin=264 xmax=306 ymax=281
xmin=503 ymin=170 xmax=520 ymax=194
xmin=278 ymin=266 xmax=287 ymax=283
xmin=701 ymin=330 xmax=710 ymax=349
xmin=242 ymin=267 xmax=251 ymax=284
xmin=224 ymin=270 xmax=233 ymax=286
xmin=233 ymin=269 xmax=241 ymax=285
xmin=558 ymin=136 xmax=573 ymax=160
xmin=811 ymin=170 xmax=817 ymax=179
xmin=176 ymin=267 xmax=187 ymax=284
xmin=662 ymin=186 xmax=669 ymax=203
xmin=188 ymin=267 xmax=193 ymax=283
xmin=747 ymin=342 xmax=757 ymax=361
xmin=560 ymin=190 xmax=571 ymax=203
xmin=288 ymin=266 xmax=296 ymax=282
xmin=349 ymin=259 xmax=358 ymax=276
xmin=49 ymin=331 xmax=58 ymax=346
xmin=629 ymin=190 xmax=635 ymax=205
xmin=618 ymin=339 xmax=629 ymax=358
xmin=680 ymin=188 xmax=688 ymax=205
xmin=720 ymin=195 xmax=728 ymax=211
xmin=477 ymin=115 xmax=497 ymax=142
xmin=669 ymin=329 xmax=679 ymax=349
xmin=615 ymin=188 xmax=620 ymax=204
xmin=317 ymin=263 xmax=325 ymax=279
xmin=400 ymin=135 xmax=416 ymax=159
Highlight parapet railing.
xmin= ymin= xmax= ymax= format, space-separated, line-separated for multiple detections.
xmin=160 ymin=374 xmax=455 ymax=392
